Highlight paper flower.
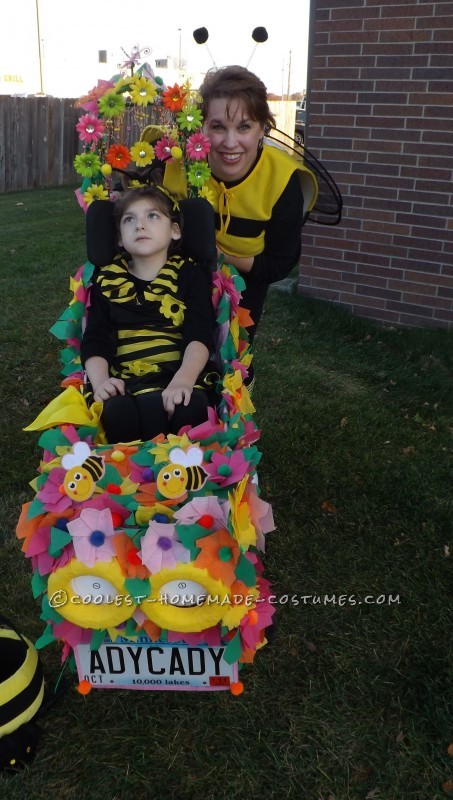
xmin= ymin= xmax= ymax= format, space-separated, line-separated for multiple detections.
xmin=176 ymin=107 xmax=203 ymax=132
xmin=154 ymin=136 xmax=178 ymax=162
xmin=228 ymin=476 xmax=257 ymax=550
xmin=198 ymin=185 xmax=215 ymax=206
xmin=75 ymin=114 xmax=105 ymax=144
xmin=66 ymin=507 xmax=116 ymax=567
xmin=187 ymin=162 xmax=211 ymax=188
xmin=73 ymin=153 xmax=102 ymax=178
xmin=106 ymin=144 xmax=131 ymax=170
xmin=130 ymin=77 xmax=157 ymax=107
xmin=162 ymin=84 xmax=186 ymax=112
xmin=194 ymin=529 xmax=240 ymax=586
xmin=204 ymin=450 xmax=252 ymax=487
xmin=239 ymin=577 xmax=275 ymax=652
xmin=113 ymin=533 xmax=149 ymax=580
xmin=139 ymin=521 xmax=191 ymax=574
xmin=36 ymin=467 xmax=73 ymax=513
xmin=98 ymin=91 xmax=126 ymax=118
xmin=221 ymin=580 xmax=258 ymax=630
xmin=186 ymin=132 xmax=211 ymax=161
xmin=173 ymin=496 xmax=228 ymax=530
xmin=130 ymin=141 xmax=155 ymax=167
xmin=83 ymin=184 xmax=109 ymax=205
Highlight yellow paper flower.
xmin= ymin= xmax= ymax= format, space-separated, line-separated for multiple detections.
xmin=150 ymin=433 xmax=195 ymax=464
xmin=198 ymin=186 xmax=215 ymax=206
xmin=222 ymin=370 xmax=256 ymax=416
xmin=229 ymin=476 xmax=257 ymax=549
xmin=135 ymin=504 xmax=175 ymax=526
xmin=130 ymin=140 xmax=155 ymax=167
xmin=159 ymin=294 xmax=185 ymax=326
xmin=130 ymin=76 xmax=157 ymax=107
xmin=83 ymin=184 xmax=109 ymax=205
xmin=221 ymin=581 xmax=259 ymax=630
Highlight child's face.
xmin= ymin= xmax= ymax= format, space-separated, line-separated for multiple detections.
xmin=118 ymin=198 xmax=181 ymax=260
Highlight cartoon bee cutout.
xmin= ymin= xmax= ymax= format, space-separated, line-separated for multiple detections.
xmin=61 ymin=442 xmax=105 ymax=502
xmin=157 ymin=446 xmax=208 ymax=500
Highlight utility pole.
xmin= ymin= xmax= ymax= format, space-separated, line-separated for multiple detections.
xmin=286 ymin=49 xmax=292 ymax=100
xmin=35 ymin=0 xmax=45 ymax=95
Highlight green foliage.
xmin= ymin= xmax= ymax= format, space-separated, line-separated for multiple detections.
xmin=0 ymin=188 xmax=452 ymax=799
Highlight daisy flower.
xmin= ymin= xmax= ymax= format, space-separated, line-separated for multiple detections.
xmin=98 ymin=91 xmax=126 ymax=118
xmin=83 ymin=184 xmax=109 ymax=205
xmin=162 ymin=84 xmax=186 ymax=112
xmin=154 ymin=136 xmax=178 ymax=162
xmin=130 ymin=141 xmax=155 ymax=167
xmin=106 ymin=144 xmax=131 ymax=170
xmin=130 ymin=77 xmax=157 ymax=107
xmin=74 ymin=152 xmax=102 ymax=177
xmin=187 ymin=162 xmax=211 ymax=188
xmin=159 ymin=294 xmax=186 ymax=326
xmin=186 ymin=132 xmax=211 ymax=161
xmin=75 ymin=114 xmax=105 ymax=144
xmin=176 ymin=107 xmax=203 ymax=132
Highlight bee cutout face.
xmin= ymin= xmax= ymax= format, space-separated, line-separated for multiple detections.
xmin=157 ymin=446 xmax=207 ymax=500
xmin=61 ymin=442 xmax=105 ymax=502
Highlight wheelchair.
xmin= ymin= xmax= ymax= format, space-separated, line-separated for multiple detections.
xmin=17 ymin=180 xmax=276 ymax=696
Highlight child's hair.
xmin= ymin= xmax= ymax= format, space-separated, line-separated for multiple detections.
xmin=114 ymin=184 xmax=183 ymax=255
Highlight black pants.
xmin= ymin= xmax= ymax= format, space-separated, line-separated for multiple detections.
xmin=101 ymin=389 xmax=211 ymax=444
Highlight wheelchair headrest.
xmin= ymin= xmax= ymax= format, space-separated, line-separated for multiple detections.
xmin=86 ymin=197 xmax=217 ymax=271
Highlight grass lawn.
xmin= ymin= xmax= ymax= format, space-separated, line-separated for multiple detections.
xmin=0 ymin=186 xmax=452 ymax=800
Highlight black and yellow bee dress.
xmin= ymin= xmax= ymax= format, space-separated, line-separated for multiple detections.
xmin=80 ymin=252 xmax=217 ymax=443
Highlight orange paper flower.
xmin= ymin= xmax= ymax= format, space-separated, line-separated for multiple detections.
xmin=113 ymin=533 xmax=149 ymax=580
xmin=194 ymin=528 xmax=240 ymax=586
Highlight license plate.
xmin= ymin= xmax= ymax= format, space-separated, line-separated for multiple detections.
xmin=75 ymin=636 xmax=238 ymax=691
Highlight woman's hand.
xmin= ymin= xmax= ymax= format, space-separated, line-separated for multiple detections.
xmin=217 ymin=247 xmax=254 ymax=273
xmin=162 ymin=378 xmax=193 ymax=417
xmin=93 ymin=377 xmax=125 ymax=402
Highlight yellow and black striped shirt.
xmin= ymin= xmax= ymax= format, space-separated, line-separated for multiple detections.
xmin=81 ymin=254 xmax=215 ymax=395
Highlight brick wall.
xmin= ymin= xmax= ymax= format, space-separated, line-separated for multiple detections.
xmin=299 ymin=0 xmax=453 ymax=329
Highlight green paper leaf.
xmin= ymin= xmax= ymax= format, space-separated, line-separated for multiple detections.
xmin=27 ymin=497 xmax=45 ymax=520
xmin=31 ymin=570 xmax=48 ymax=598
xmin=41 ymin=594 xmax=64 ymax=624
xmin=130 ymin=448 xmax=155 ymax=466
xmin=49 ymin=319 xmax=78 ymax=340
xmin=125 ymin=578 xmax=151 ymax=603
xmin=223 ymin=630 xmax=242 ymax=665
xmin=49 ymin=526 xmax=73 ymax=557
xmin=82 ymin=261 xmax=95 ymax=284
xmin=175 ymin=523 xmax=206 ymax=558
xmin=234 ymin=554 xmax=257 ymax=587
xmin=38 ymin=428 xmax=71 ymax=452
xmin=35 ymin=624 xmax=56 ymax=650
xmin=90 ymin=629 xmax=107 ymax=651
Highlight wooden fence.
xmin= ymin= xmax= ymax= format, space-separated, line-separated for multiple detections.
xmin=0 ymin=96 xmax=80 ymax=192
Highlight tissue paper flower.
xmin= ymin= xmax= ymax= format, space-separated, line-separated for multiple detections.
xmin=194 ymin=529 xmax=240 ymax=586
xmin=66 ymin=507 xmax=116 ymax=567
xmin=140 ymin=521 xmax=191 ymax=574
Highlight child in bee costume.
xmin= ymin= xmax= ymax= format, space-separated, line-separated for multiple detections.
xmin=81 ymin=184 xmax=217 ymax=444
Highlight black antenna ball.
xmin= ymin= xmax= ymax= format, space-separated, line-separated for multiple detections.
xmin=252 ymin=27 xmax=268 ymax=43
xmin=193 ymin=28 xmax=209 ymax=45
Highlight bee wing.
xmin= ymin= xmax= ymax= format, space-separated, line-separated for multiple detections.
xmin=61 ymin=441 xmax=91 ymax=470
xmin=169 ymin=446 xmax=203 ymax=467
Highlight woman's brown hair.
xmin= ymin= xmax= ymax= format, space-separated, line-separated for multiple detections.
xmin=198 ymin=65 xmax=276 ymax=130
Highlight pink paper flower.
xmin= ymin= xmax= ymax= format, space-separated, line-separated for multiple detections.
xmin=75 ymin=114 xmax=105 ymax=144
xmin=185 ymin=132 xmax=211 ymax=161
xmin=173 ymin=496 xmax=228 ymax=529
xmin=37 ymin=467 xmax=73 ymax=513
xmin=67 ymin=507 xmax=116 ymax=567
xmin=187 ymin=405 xmax=226 ymax=442
xmin=204 ymin=450 xmax=252 ymax=487
xmin=239 ymin=577 xmax=275 ymax=651
xmin=139 ymin=521 xmax=191 ymax=574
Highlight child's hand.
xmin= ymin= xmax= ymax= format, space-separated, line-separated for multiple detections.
xmin=162 ymin=379 xmax=193 ymax=417
xmin=93 ymin=378 xmax=125 ymax=402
